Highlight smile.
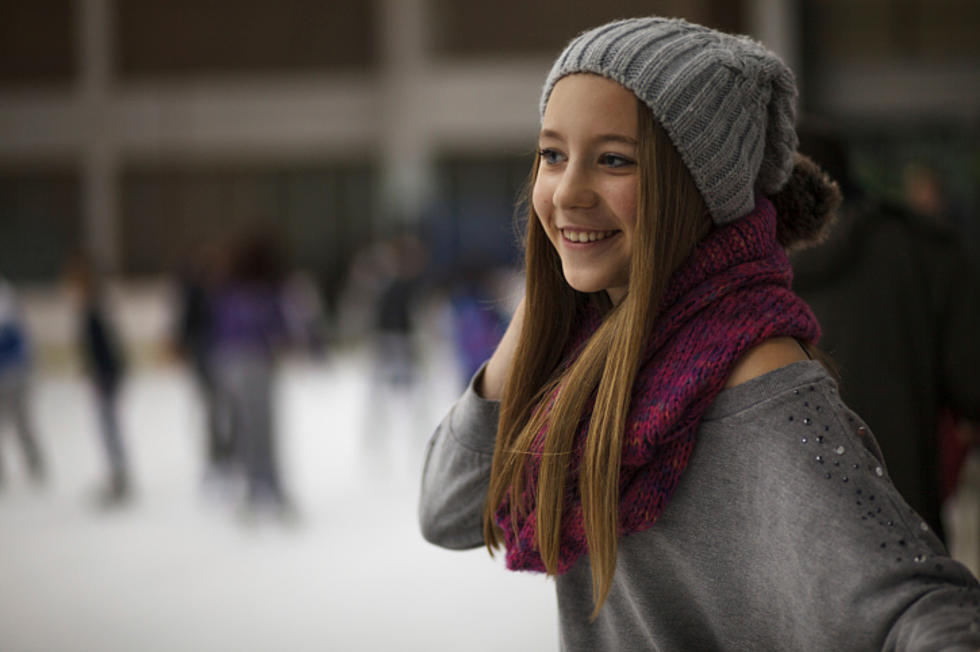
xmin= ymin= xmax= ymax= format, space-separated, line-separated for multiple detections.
xmin=560 ymin=228 xmax=617 ymax=243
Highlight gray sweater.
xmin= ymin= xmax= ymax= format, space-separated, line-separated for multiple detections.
xmin=419 ymin=361 xmax=980 ymax=651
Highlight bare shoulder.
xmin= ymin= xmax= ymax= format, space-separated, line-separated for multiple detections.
xmin=725 ymin=337 xmax=810 ymax=388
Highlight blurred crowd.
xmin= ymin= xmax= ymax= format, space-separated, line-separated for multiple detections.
xmin=0 ymin=220 xmax=515 ymax=523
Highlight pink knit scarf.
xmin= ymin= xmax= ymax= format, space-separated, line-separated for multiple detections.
xmin=496 ymin=198 xmax=821 ymax=573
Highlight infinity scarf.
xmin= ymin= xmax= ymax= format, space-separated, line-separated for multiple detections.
xmin=496 ymin=198 xmax=821 ymax=573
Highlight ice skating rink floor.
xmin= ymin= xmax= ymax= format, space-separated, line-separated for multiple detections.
xmin=0 ymin=345 xmax=558 ymax=652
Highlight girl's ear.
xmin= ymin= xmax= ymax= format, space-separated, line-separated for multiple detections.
xmin=769 ymin=153 xmax=842 ymax=252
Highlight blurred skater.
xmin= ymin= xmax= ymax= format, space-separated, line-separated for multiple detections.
xmin=448 ymin=267 xmax=507 ymax=386
xmin=281 ymin=269 xmax=330 ymax=360
xmin=66 ymin=255 xmax=130 ymax=506
xmin=371 ymin=234 xmax=426 ymax=390
xmin=174 ymin=246 xmax=235 ymax=489
xmin=0 ymin=276 xmax=45 ymax=487
xmin=359 ymin=233 xmax=430 ymax=460
xmin=209 ymin=230 xmax=293 ymax=518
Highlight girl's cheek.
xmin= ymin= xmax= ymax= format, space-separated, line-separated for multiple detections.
xmin=531 ymin=183 xmax=553 ymax=223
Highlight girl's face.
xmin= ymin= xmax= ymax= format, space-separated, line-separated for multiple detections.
xmin=533 ymin=74 xmax=639 ymax=306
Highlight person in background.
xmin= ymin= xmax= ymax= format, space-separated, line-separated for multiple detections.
xmin=448 ymin=266 xmax=507 ymax=386
xmin=0 ymin=275 xmax=45 ymax=487
xmin=174 ymin=245 xmax=234 ymax=491
xmin=420 ymin=17 xmax=980 ymax=650
xmin=66 ymin=255 xmax=130 ymax=506
xmin=903 ymin=161 xmax=955 ymax=226
xmin=281 ymin=269 xmax=330 ymax=361
xmin=208 ymin=229 xmax=293 ymax=520
xmin=790 ymin=122 xmax=980 ymax=544
xmin=371 ymin=233 xmax=426 ymax=390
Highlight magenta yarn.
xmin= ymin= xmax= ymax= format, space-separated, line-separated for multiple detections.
xmin=497 ymin=198 xmax=821 ymax=573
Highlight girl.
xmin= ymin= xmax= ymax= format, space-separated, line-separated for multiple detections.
xmin=420 ymin=17 xmax=980 ymax=650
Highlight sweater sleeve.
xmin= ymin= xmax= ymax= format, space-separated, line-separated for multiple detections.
xmin=419 ymin=367 xmax=500 ymax=550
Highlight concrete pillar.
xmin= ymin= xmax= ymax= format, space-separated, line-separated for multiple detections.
xmin=746 ymin=0 xmax=803 ymax=101
xmin=377 ymin=0 xmax=434 ymax=225
xmin=78 ymin=0 xmax=119 ymax=271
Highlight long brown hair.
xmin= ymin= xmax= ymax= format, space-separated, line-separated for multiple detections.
xmin=483 ymin=97 xmax=712 ymax=618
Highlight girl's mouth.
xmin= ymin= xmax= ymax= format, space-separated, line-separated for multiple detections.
xmin=560 ymin=228 xmax=618 ymax=243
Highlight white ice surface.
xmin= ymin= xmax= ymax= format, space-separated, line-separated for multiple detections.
xmin=0 ymin=345 xmax=558 ymax=652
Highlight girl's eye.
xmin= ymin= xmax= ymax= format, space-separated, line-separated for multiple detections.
xmin=539 ymin=148 xmax=565 ymax=165
xmin=599 ymin=153 xmax=635 ymax=168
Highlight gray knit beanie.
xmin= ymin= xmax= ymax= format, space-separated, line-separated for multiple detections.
xmin=540 ymin=17 xmax=799 ymax=224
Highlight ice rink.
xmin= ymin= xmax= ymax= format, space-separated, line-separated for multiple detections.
xmin=0 ymin=342 xmax=559 ymax=652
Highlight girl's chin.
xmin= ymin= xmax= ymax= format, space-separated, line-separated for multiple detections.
xmin=562 ymin=274 xmax=627 ymax=298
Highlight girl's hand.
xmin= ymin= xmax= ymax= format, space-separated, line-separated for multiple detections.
xmin=477 ymin=297 xmax=525 ymax=400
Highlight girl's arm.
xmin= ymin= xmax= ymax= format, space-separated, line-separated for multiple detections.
xmin=418 ymin=373 xmax=499 ymax=549
xmin=419 ymin=298 xmax=524 ymax=548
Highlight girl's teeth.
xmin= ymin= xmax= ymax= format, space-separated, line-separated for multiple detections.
xmin=564 ymin=229 xmax=612 ymax=243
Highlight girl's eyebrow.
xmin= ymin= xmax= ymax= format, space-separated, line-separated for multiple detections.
xmin=538 ymin=128 xmax=637 ymax=146
xmin=598 ymin=134 xmax=638 ymax=146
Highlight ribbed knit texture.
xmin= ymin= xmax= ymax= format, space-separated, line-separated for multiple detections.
xmin=496 ymin=198 xmax=821 ymax=573
xmin=540 ymin=17 xmax=798 ymax=225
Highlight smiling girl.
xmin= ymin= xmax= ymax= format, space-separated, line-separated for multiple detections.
xmin=419 ymin=17 xmax=980 ymax=651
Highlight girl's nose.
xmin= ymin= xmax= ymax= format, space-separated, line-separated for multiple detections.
xmin=553 ymin=163 xmax=597 ymax=211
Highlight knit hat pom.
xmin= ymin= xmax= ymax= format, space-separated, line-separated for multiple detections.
xmin=769 ymin=153 xmax=842 ymax=251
